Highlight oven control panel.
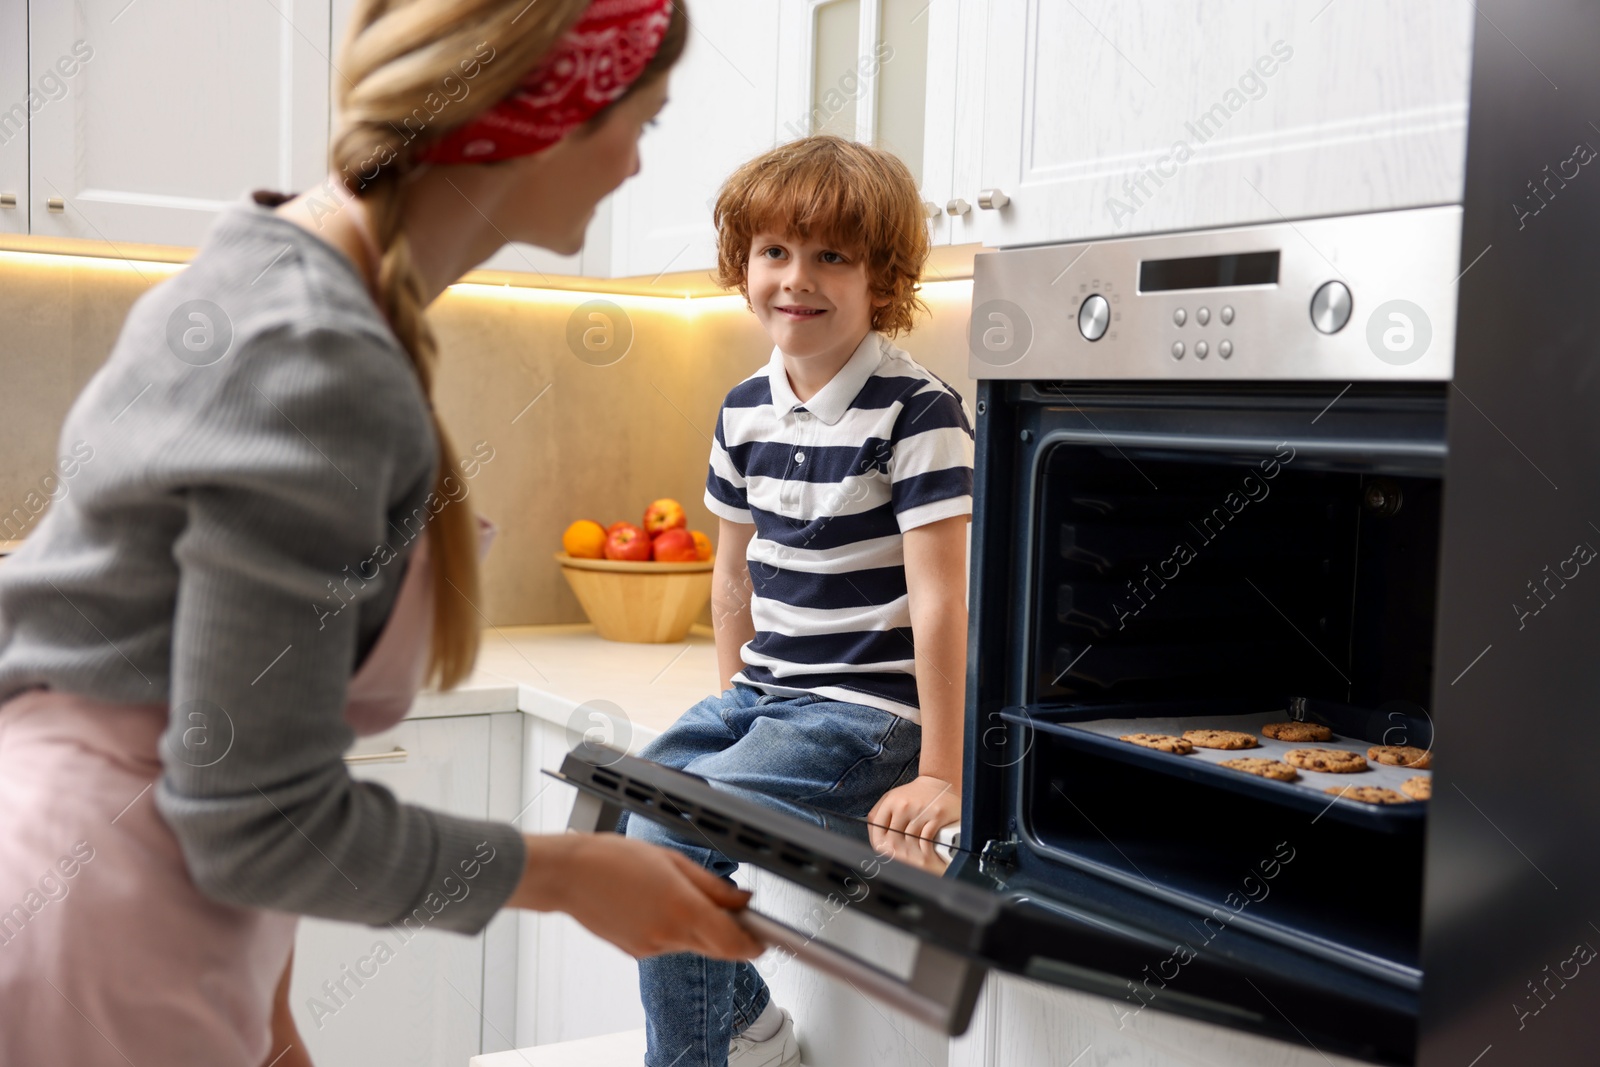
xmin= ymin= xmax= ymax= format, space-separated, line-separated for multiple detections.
xmin=968 ymin=205 xmax=1460 ymax=381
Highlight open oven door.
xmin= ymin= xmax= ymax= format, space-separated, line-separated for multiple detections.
xmin=550 ymin=746 xmax=1417 ymax=1065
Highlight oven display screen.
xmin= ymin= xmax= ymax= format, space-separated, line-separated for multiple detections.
xmin=1138 ymin=250 xmax=1280 ymax=291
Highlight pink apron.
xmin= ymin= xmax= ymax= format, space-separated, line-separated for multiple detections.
xmin=0 ymin=517 xmax=494 ymax=1066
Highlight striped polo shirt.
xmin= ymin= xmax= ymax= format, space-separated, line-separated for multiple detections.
xmin=704 ymin=331 xmax=975 ymax=722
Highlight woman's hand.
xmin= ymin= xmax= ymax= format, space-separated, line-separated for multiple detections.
xmin=509 ymin=833 xmax=764 ymax=961
xmin=868 ymin=775 xmax=960 ymax=839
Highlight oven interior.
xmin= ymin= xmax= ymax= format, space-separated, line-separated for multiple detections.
xmin=1009 ymin=430 xmax=1442 ymax=985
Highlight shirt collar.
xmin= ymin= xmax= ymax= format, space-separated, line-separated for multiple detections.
xmin=765 ymin=332 xmax=885 ymax=425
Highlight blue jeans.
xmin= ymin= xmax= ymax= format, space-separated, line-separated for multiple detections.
xmin=625 ymin=683 xmax=923 ymax=1067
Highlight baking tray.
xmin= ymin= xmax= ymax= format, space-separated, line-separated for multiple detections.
xmin=998 ymin=697 xmax=1432 ymax=832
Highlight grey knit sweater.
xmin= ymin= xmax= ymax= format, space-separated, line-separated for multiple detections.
xmin=0 ymin=192 xmax=525 ymax=935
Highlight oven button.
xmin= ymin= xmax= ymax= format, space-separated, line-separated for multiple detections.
xmin=1310 ymin=281 xmax=1352 ymax=333
xmin=1196 ymin=306 xmax=1210 ymax=326
xmin=1171 ymin=341 xmax=1185 ymax=359
xmin=1219 ymin=339 xmax=1233 ymax=358
xmin=1173 ymin=308 xmax=1186 ymax=326
xmin=1221 ymin=305 xmax=1234 ymax=325
xmin=1195 ymin=340 xmax=1209 ymax=359
xmin=1078 ymin=293 xmax=1110 ymax=341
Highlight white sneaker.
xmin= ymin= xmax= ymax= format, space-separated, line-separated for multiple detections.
xmin=727 ymin=1007 xmax=801 ymax=1067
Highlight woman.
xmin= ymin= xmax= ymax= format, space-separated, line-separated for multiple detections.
xmin=0 ymin=1 xmax=760 ymax=1063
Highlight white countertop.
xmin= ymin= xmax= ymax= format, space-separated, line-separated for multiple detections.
xmin=409 ymin=623 xmax=719 ymax=748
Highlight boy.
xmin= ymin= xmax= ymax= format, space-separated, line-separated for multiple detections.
xmin=625 ymin=135 xmax=974 ymax=1067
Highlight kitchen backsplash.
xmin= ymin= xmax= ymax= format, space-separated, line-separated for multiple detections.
xmin=0 ymin=253 xmax=976 ymax=627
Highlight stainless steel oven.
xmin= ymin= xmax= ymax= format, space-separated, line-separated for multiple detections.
xmin=559 ymin=5 xmax=1600 ymax=1061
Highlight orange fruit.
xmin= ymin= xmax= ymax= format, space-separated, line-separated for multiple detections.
xmin=690 ymin=530 xmax=713 ymax=561
xmin=562 ymin=519 xmax=607 ymax=559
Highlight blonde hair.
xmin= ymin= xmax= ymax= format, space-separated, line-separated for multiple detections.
xmin=713 ymin=135 xmax=930 ymax=336
xmin=331 ymin=0 xmax=687 ymax=688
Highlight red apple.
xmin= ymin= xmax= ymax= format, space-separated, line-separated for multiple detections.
xmin=606 ymin=521 xmax=632 ymax=537
xmin=643 ymin=498 xmax=687 ymax=537
xmin=651 ymin=528 xmax=699 ymax=562
xmin=604 ymin=523 xmax=652 ymax=561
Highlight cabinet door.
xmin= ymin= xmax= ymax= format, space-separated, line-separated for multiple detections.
xmin=920 ymin=0 xmax=961 ymax=247
xmin=608 ymin=0 xmax=780 ymax=280
xmin=0 ymin=0 xmax=25 ymax=234
xmin=513 ymin=713 xmax=646 ymax=1046
xmin=290 ymin=716 xmax=496 ymax=1067
xmin=961 ymin=0 xmax=1473 ymax=248
xmin=28 ymin=0 xmax=331 ymax=246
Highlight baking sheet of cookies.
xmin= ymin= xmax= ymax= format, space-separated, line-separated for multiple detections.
xmin=1065 ymin=710 xmax=1432 ymax=806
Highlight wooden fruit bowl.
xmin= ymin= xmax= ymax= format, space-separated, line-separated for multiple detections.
xmin=554 ymin=552 xmax=714 ymax=643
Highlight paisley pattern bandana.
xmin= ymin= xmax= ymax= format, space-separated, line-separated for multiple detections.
xmin=417 ymin=0 xmax=673 ymax=164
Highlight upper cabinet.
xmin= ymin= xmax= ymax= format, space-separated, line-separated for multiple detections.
xmin=28 ymin=0 xmax=331 ymax=247
xmin=6 ymin=1 xmax=1480 ymax=269
xmin=606 ymin=0 xmax=782 ymax=280
xmin=0 ymin=0 xmax=26 ymax=236
xmin=956 ymin=0 xmax=1474 ymax=249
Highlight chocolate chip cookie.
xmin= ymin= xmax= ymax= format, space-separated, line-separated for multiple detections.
xmin=1284 ymin=747 xmax=1369 ymax=773
xmin=1261 ymin=721 xmax=1333 ymax=742
xmin=1181 ymin=729 xmax=1259 ymax=750
xmin=1121 ymin=733 xmax=1194 ymax=754
xmin=1367 ymin=745 xmax=1432 ymax=769
xmin=1400 ymin=775 xmax=1432 ymax=801
xmin=1218 ymin=757 xmax=1299 ymax=781
xmin=1325 ymin=785 xmax=1413 ymax=805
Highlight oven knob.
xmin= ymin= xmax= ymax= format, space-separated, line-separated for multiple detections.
xmin=1078 ymin=293 xmax=1110 ymax=341
xmin=1310 ymin=281 xmax=1352 ymax=334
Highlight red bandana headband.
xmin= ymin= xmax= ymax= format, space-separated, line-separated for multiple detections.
xmin=418 ymin=0 xmax=673 ymax=165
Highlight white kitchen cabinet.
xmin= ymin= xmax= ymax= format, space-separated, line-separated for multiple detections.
xmin=920 ymin=0 xmax=979 ymax=248
xmin=955 ymin=0 xmax=1474 ymax=248
xmin=513 ymin=711 xmax=646 ymax=1046
xmin=0 ymin=0 xmax=26 ymax=235
xmin=28 ymin=0 xmax=331 ymax=246
xmin=290 ymin=712 xmax=524 ymax=1066
xmin=606 ymin=0 xmax=781 ymax=280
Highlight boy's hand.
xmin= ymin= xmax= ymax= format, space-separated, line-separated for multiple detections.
xmin=868 ymin=775 xmax=960 ymax=839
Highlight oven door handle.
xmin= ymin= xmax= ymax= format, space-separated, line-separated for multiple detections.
xmin=735 ymin=908 xmax=985 ymax=1034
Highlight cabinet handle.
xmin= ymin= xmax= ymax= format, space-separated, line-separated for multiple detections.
xmin=0 ymin=193 xmax=15 ymax=208
xmin=921 ymin=200 xmax=940 ymax=220
xmin=46 ymin=197 xmax=65 ymax=213
xmin=344 ymin=746 xmax=408 ymax=765
xmin=977 ymin=189 xmax=1009 ymax=210
xmin=945 ymin=198 xmax=970 ymax=217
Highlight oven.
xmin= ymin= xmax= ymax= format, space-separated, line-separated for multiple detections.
xmin=557 ymin=5 xmax=1600 ymax=1057
xmin=952 ymin=207 xmax=1460 ymax=1063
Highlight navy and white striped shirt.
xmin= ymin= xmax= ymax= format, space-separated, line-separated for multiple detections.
xmin=704 ymin=331 xmax=975 ymax=722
